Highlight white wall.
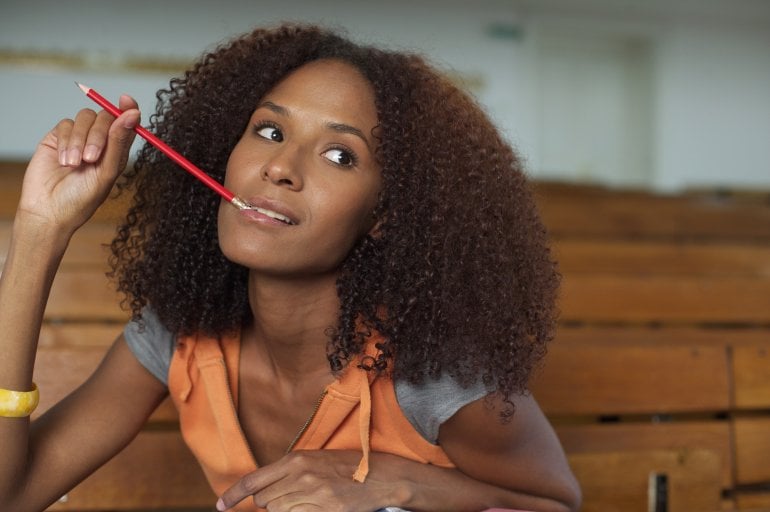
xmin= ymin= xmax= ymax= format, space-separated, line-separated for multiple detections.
xmin=654 ymin=23 xmax=770 ymax=190
xmin=533 ymin=30 xmax=654 ymax=187
xmin=1 ymin=0 xmax=769 ymax=191
xmin=0 ymin=0 xmax=525 ymax=158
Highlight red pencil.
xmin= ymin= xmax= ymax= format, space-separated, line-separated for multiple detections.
xmin=76 ymin=82 xmax=249 ymax=210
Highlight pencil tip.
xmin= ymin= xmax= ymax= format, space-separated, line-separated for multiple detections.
xmin=75 ymin=82 xmax=89 ymax=94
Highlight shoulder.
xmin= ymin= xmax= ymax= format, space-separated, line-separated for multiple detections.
xmin=438 ymin=392 xmax=581 ymax=508
xmin=123 ymin=307 xmax=175 ymax=385
xmin=394 ymin=374 xmax=490 ymax=444
xmin=440 ymin=392 xmax=554 ymax=454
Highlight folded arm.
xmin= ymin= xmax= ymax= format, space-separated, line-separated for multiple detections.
xmin=218 ymin=393 xmax=580 ymax=511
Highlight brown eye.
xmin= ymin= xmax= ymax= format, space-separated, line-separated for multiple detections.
xmin=323 ymin=148 xmax=356 ymax=167
xmin=254 ymin=124 xmax=283 ymax=142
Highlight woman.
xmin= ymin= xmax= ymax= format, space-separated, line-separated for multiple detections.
xmin=0 ymin=24 xmax=580 ymax=511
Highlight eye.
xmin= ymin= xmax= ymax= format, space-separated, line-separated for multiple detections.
xmin=253 ymin=123 xmax=283 ymax=142
xmin=323 ymin=147 xmax=358 ymax=167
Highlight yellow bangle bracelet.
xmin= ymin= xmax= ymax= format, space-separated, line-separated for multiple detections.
xmin=0 ymin=383 xmax=40 ymax=418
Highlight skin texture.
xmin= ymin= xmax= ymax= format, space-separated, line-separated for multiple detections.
xmin=218 ymin=60 xmax=382 ymax=278
xmin=0 ymin=24 xmax=580 ymax=512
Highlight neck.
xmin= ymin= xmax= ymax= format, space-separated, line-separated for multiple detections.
xmin=244 ymin=271 xmax=341 ymax=380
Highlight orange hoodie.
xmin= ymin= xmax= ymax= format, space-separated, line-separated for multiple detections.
xmin=168 ymin=331 xmax=455 ymax=511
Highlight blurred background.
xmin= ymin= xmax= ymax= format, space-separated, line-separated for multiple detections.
xmin=1 ymin=0 xmax=769 ymax=192
xmin=2 ymin=2 xmax=770 ymax=510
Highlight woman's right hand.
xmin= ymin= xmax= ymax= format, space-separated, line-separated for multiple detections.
xmin=17 ymin=94 xmax=140 ymax=235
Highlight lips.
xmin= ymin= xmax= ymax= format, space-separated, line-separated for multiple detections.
xmin=240 ymin=197 xmax=299 ymax=226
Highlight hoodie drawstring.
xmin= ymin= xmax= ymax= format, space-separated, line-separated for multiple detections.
xmin=352 ymin=368 xmax=372 ymax=482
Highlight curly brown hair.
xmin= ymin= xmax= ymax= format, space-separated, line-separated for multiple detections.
xmin=110 ymin=23 xmax=559 ymax=411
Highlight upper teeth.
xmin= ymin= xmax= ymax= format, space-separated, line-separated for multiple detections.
xmin=254 ymin=206 xmax=293 ymax=225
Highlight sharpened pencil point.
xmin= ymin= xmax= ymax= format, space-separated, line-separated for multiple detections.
xmin=76 ymin=82 xmax=90 ymax=94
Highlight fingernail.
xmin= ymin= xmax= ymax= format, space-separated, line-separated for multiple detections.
xmin=59 ymin=150 xmax=67 ymax=166
xmin=123 ymin=113 xmax=138 ymax=130
xmin=66 ymin=148 xmax=81 ymax=166
xmin=215 ymin=498 xmax=226 ymax=511
xmin=83 ymin=144 xmax=100 ymax=161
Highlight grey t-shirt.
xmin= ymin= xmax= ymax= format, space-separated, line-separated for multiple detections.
xmin=124 ymin=309 xmax=490 ymax=444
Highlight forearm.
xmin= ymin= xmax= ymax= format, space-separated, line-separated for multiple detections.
xmin=369 ymin=453 xmax=574 ymax=512
xmin=0 ymin=214 xmax=70 ymax=385
xmin=0 ymin=213 xmax=70 ymax=500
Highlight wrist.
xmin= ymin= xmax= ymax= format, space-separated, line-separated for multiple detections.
xmin=372 ymin=455 xmax=497 ymax=511
xmin=365 ymin=453 xmax=416 ymax=509
xmin=10 ymin=210 xmax=72 ymax=257
xmin=370 ymin=453 xmax=441 ymax=510
xmin=0 ymin=383 xmax=39 ymax=418
xmin=388 ymin=480 xmax=417 ymax=509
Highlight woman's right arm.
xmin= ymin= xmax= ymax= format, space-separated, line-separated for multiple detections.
xmin=0 ymin=97 xmax=169 ymax=510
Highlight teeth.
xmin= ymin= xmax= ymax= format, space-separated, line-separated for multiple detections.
xmin=253 ymin=206 xmax=293 ymax=225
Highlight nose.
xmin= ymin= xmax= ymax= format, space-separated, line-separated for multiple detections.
xmin=262 ymin=145 xmax=303 ymax=190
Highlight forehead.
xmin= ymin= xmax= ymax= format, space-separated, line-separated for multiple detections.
xmin=261 ymin=59 xmax=378 ymax=123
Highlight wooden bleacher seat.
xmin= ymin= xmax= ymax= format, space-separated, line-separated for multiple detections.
xmin=569 ymin=448 xmax=722 ymax=512
xmin=4 ymin=164 xmax=770 ymax=510
xmin=532 ymin=181 xmax=770 ymax=511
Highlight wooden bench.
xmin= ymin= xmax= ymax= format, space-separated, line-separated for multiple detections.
xmin=4 ymin=164 xmax=770 ymax=510
xmin=569 ymin=448 xmax=722 ymax=512
xmin=531 ymin=181 xmax=770 ymax=511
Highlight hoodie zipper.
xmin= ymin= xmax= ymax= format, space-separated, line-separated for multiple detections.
xmin=221 ymin=356 xmax=327 ymax=460
xmin=285 ymin=389 xmax=328 ymax=454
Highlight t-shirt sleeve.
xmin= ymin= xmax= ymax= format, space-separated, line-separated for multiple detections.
xmin=395 ymin=374 xmax=491 ymax=445
xmin=123 ymin=307 xmax=175 ymax=386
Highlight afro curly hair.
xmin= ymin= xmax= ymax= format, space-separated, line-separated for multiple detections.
xmin=109 ymin=23 xmax=560 ymax=414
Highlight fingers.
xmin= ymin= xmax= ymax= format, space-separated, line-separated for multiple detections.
xmin=54 ymin=109 xmax=91 ymax=167
xmin=217 ymin=466 xmax=285 ymax=511
xmin=216 ymin=451 xmax=362 ymax=511
xmin=54 ymin=95 xmax=140 ymax=169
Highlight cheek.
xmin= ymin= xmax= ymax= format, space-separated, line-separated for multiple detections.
xmin=223 ymin=156 xmax=242 ymax=188
xmin=223 ymin=141 xmax=255 ymax=187
xmin=325 ymin=185 xmax=379 ymax=238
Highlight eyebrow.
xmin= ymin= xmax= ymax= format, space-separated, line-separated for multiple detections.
xmin=259 ymin=101 xmax=288 ymax=117
xmin=258 ymin=100 xmax=372 ymax=150
xmin=326 ymin=122 xmax=370 ymax=149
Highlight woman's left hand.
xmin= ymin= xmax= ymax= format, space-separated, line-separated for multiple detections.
xmin=216 ymin=450 xmax=395 ymax=511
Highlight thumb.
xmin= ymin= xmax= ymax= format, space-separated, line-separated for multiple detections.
xmin=100 ymin=108 xmax=140 ymax=181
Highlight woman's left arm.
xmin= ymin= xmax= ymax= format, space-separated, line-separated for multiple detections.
xmin=361 ymin=392 xmax=580 ymax=512
xmin=217 ymin=393 xmax=580 ymax=512
xmin=430 ymin=392 xmax=581 ymax=511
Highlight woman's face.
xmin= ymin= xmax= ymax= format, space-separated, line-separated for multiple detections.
xmin=218 ymin=59 xmax=382 ymax=277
